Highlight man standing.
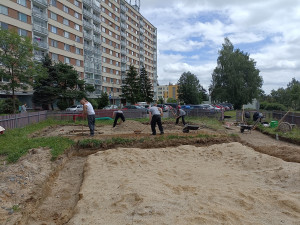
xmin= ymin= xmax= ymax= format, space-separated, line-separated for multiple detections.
xmin=21 ymin=103 xmax=27 ymax=113
xmin=112 ymin=108 xmax=125 ymax=127
xmin=149 ymin=103 xmax=164 ymax=135
xmin=80 ymin=98 xmax=95 ymax=137
xmin=176 ymin=106 xmax=186 ymax=125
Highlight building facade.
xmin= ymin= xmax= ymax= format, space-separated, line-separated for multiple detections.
xmin=0 ymin=0 xmax=157 ymax=106
xmin=157 ymin=83 xmax=178 ymax=102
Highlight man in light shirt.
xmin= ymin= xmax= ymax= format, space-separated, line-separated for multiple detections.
xmin=80 ymin=98 xmax=95 ymax=137
xmin=149 ymin=103 xmax=164 ymax=135
xmin=176 ymin=105 xmax=186 ymax=125
xmin=112 ymin=108 xmax=125 ymax=127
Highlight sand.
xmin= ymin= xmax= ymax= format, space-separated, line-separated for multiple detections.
xmin=68 ymin=142 xmax=300 ymax=225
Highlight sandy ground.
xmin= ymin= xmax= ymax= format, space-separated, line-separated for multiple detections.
xmin=68 ymin=143 xmax=300 ymax=225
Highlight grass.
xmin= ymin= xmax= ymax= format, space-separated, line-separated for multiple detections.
xmin=188 ymin=116 xmax=224 ymax=130
xmin=0 ymin=119 xmax=74 ymax=163
xmin=258 ymin=124 xmax=300 ymax=143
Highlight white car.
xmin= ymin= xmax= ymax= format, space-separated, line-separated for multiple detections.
xmin=103 ymin=105 xmax=118 ymax=110
xmin=66 ymin=105 xmax=83 ymax=112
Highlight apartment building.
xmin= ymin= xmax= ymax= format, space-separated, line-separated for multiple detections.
xmin=0 ymin=0 xmax=157 ymax=106
xmin=157 ymin=83 xmax=178 ymax=102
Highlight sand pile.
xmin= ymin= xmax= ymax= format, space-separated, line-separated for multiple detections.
xmin=68 ymin=142 xmax=300 ymax=225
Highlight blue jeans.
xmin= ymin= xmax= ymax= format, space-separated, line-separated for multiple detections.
xmin=88 ymin=115 xmax=95 ymax=135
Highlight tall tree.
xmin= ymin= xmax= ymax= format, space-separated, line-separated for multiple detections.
xmin=177 ymin=71 xmax=205 ymax=104
xmin=33 ymin=55 xmax=94 ymax=110
xmin=120 ymin=65 xmax=139 ymax=104
xmin=210 ymin=37 xmax=263 ymax=109
xmin=97 ymin=92 xmax=109 ymax=109
xmin=0 ymin=29 xmax=44 ymax=113
xmin=139 ymin=66 xmax=154 ymax=103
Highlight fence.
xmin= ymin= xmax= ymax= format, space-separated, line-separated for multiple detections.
xmin=0 ymin=109 xmax=221 ymax=130
xmin=0 ymin=111 xmax=48 ymax=130
xmin=236 ymin=110 xmax=300 ymax=127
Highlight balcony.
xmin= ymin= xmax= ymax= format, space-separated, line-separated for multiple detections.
xmin=83 ymin=0 xmax=92 ymax=7
xmin=32 ymin=0 xmax=47 ymax=7
xmin=94 ymin=89 xmax=101 ymax=95
xmin=93 ymin=15 xmax=101 ymax=23
xmin=120 ymin=23 xmax=126 ymax=30
xmin=139 ymin=28 xmax=144 ymax=34
xmin=33 ymin=24 xmax=48 ymax=36
xmin=92 ymin=3 xmax=100 ymax=13
xmin=121 ymin=49 xmax=126 ymax=55
xmin=85 ymin=78 xmax=95 ymax=84
xmin=84 ymin=67 xmax=94 ymax=73
xmin=94 ymin=48 xmax=101 ymax=54
xmin=93 ymin=26 xmax=100 ymax=33
xmin=83 ymin=9 xmax=92 ymax=18
xmin=84 ymin=44 xmax=93 ymax=52
xmin=93 ymin=36 xmax=101 ymax=44
xmin=94 ymin=68 xmax=101 ymax=74
xmin=121 ymin=40 xmax=126 ymax=46
xmin=139 ymin=43 xmax=144 ymax=48
xmin=84 ymin=32 xmax=92 ymax=40
xmin=120 ymin=31 xmax=126 ymax=37
xmin=120 ymin=14 xmax=126 ymax=21
xmin=139 ymin=50 xmax=144 ymax=55
xmin=94 ymin=79 xmax=101 ymax=85
xmin=83 ymin=21 xmax=93 ymax=29
xmin=121 ymin=58 xmax=126 ymax=63
xmin=140 ymin=20 xmax=145 ymax=27
xmin=34 ymin=54 xmax=44 ymax=61
xmin=120 ymin=5 xmax=126 ymax=12
xmin=34 ymin=41 xmax=48 ymax=50
xmin=32 ymin=8 xmax=48 ymax=21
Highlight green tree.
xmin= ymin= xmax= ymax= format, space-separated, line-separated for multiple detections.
xmin=0 ymin=29 xmax=43 ymax=113
xmin=120 ymin=65 xmax=140 ymax=104
xmin=158 ymin=97 xmax=164 ymax=104
xmin=33 ymin=55 xmax=94 ymax=110
xmin=138 ymin=66 xmax=154 ymax=103
xmin=210 ymin=37 xmax=263 ymax=109
xmin=177 ymin=71 xmax=205 ymax=104
xmin=97 ymin=92 xmax=109 ymax=109
xmin=167 ymin=98 xmax=177 ymax=103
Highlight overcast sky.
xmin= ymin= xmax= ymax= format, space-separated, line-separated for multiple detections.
xmin=138 ymin=0 xmax=300 ymax=94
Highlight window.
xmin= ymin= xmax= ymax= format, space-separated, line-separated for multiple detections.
xmin=103 ymin=67 xmax=106 ymax=72
xmin=74 ymin=12 xmax=79 ymax=19
xmin=116 ymin=62 xmax=119 ymax=66
xmin=64 ymin=44 xmax=70 ymax=51
xmin=103 ymin=57 xmax=106 ymax=62
xmin=75 ymin=48 xmax=81 ymax=54
xmin=116 ymin=71 xmax=119 ymax=75
xmin=52 ymin=53 xmax=58 ymax=61
xmin=108 ymin=2 xmax=112 ymax=7
xmin=51 ymin=26 xmax=57 ymax=34
xmin=74 ymin=24 xmax=80 ymax=31
xmin=102 ymin=37 xmax=106 ymax=42
xmin=111 ymin=87 xmax=113 ymax=92
xmin=109 ymin=12 xmax=112 ymax=17
xmin=50 ymin=12 xmax=57 ymax=20
xmin=64 ymin=31 xmax=69 ymax=38
xmin=103 ymin=77 xmax=106 ymax=82
xmin=101 ymin=17 xmax=105 ymax=22
xmin=110 ymin=78 xmax=113 ymax=83
xmin=0 ymin=5 xmax=8 ymax=15
xmin=101 ymin=7 xmax=105 ymax=12
xmin=74 ymin=0 xmax=79 ymax=7
xmin=76 ymin=59 xmax=80 ymax=66
xmin=110 ymin=59 xmax=113 ymax=64
xmin=63 ymin=5 xmax=69 ymax=13
xmin=50 ymin=0 xmax=57 ymax=7
xmin=51 ymin=39 xmax=58 ymax=47
xmin=75 ymin=35 xmax=80 ymax=43
xmin=17 ymin=0 xmax=26 ymax=7
xmin=18 ymin=13 xmax=27 ymax=23
xmin=64 ymin=57 xmax=70 ymax=64
xmin=102 ymin=27 xmax=106 ymax=32
xmin=109 ymin=31 xmax=112 ymax=36
xmin=18 ymin=28 xmax=27 ymax=37
xmin=63 ymin=18 xmax=69 ymax=26
xmin=109 ymin=50 xmax=113 ymax=55
xmin=116 ymin=52 xmax=119 ymax=57
xmin=0 ymin=22 xmax=8 ymax=30
xmin=102 ymin=47 xmax=106 ymax=53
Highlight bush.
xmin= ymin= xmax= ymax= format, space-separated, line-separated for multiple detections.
xmin=57 ymin=99 xmax=69 ymax=110
xmin=264 ymin=102 xmax=287 ymax=111
xmin=0 ymin=98 xmax=21 ymax=114
xmin=259 ymin=101 xmax=268 ymax=110
xmin=89 ymin=99 xmax=98 ymax=109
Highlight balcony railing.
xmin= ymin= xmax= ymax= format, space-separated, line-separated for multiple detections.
xmin=83 ymin=21 xmax=93 ymax=29
xmin=93 ymin=15 xmax=101 ymax=23
xmin=33 ymin=24 xmax=48 ymax=35
xmin=94 ymin=48 xmax=101 ymax=54
xmin=94 ymin=79 xmax=101 ymax=85
xmin=120 ymin=23 xmax=126 ymax=30
xmin=120 ymin=31 xmax=126 ymax=37
xmin=32 ymin=0 xmax=47 ymax=7
xmin=121 ymin=40 xmax=126 ymax=46
xmin=140 ymin=21 xmax=145 ymax=27
xmin=34 ymin=54 xmax=44 ymax=61
xmin=84 ymin=67 xmax=94 ymax=73
xmin=120 ymin=5 xmax=126 ymax=12
xmin=84 ymin=32 xmax=92 ymax=40
xmin=93 ymin=37 xmax=101 ymax=44
xmin=92 ymin=3 xmax=100 ymax=13
xmin=84 ymin=45 xmax=93 ymax=52
xmin=32 ymin=8 xmax=48 ymax=20
xmin=121 ymin=49 xmax=126 ymax=55
xmin=83 ymin=9 xmax=92 ymax=18
xmin=34 ymin=41 xmax=48 ymax=50
xmin=83 ymin=0 xmax=92 ymax=6
xmin=85 ymin=78 xmax=95 ymax=84
xmin=95 ymin=89 xmax=101 ymax=95
xmin=93 ymin=26 xmax=100 ymax=33
xmin=120 ymin=14 xmax=126 ymax=21
xmin=121 ymin=58 xmax=126 ymax=63
xmin=94 ymin=68 xmax=101 ymax=74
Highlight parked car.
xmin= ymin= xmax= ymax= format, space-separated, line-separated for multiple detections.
xmin=122 ymin=105 xmax=148 ymax=113
xmin=66 ymin=105 xmax=83 ymax=112
xmin=103 ymin=105 xmax=118 ymax=110
xmin=157 ymin=104 xmax=169 ymax=112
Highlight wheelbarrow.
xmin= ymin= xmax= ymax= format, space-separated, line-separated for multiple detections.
xmin=183 ymin=125 xmax=199 ymax=133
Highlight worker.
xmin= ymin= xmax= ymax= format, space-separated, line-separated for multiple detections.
xmin=176 ymin=105 xmax=186 ymax=125
xmin=112 ymin=108 xmax=125 ymax=127
xmin=149 ymin=103 xmax=164 ymax=135
xmin=21 ymin=103 xmax=27 ymax=113
xmin=80 ymin=98 xmax=95 ymax=137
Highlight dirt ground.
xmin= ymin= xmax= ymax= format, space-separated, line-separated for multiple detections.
xmin=1 ymin=120 xmax=300 ymax=225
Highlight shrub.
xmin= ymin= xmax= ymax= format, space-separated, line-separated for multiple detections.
xmin=57 ymin=99 xmax=69 ymax=110
xmin=259 ymin=101 xmax=268 ymax=110
xmin=264 ymin=102 xmax=287 ymax=111
xmin=0 ymin=98 xmax=21 ymax=114
xmin=89 ymin=99 xmax=98 ymax=109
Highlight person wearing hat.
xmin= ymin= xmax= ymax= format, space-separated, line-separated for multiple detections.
xmin=176 ymin=105 xmax=186 ymax=125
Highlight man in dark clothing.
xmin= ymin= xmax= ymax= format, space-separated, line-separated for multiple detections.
xmin=112 ymin=109 xmax=125 ymax=127
xmin=176 ymin=106 xmax=186 ymax=125
xmin=149 ymin=103 xmax=164 ymax=135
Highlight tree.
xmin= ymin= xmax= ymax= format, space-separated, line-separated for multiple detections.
xmin=0 ymin=29 xmax=43 ymax=113
xmin=158 ymin=97 xmax=164 ymax=104
xmin=139 ymin=66 xmax=154 ymax=103
xmin=210 ymin=37 xmax=263 ymax=109
xmin=177 ymin=71 xmax=205 ymax=104
xmin=33 ymin=55 xmax=94 ymax=110
xmin=167 ymin=98 xmax=177 ymax=103
xmin=120 ymin=65 xmax=140 ymax=104
xmin=97 ymin=92 xmax=109 ymax=109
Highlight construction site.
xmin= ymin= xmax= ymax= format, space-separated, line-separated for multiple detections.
xmin=1 ymin=114 xmax=300 ymax=225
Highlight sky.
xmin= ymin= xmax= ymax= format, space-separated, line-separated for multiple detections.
xmin=138 ymin=0 xmax=300 ymax=94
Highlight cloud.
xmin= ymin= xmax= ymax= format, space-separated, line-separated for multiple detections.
xmin=139 ymin=0 xmax=300 ymax=93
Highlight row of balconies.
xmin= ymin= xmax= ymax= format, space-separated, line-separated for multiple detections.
xmin=33 ymin=0 xmax=47 ymax=8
